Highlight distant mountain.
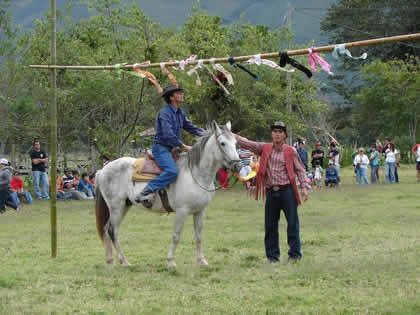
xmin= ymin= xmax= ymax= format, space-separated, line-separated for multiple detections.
xmin=10 ymin=0 xmax=336 ymax=45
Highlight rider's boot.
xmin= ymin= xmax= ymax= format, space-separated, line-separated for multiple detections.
xmin=135 ymin=187 xmax=154 ymax=207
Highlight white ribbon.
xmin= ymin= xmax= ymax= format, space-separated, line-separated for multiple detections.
xmin=332 ymin=44 xmax=367 ymax=60
xmin=247 ymin=54 xmax=295 ymax=73
xmin=187 ymin=59 xmax=203 ymax=86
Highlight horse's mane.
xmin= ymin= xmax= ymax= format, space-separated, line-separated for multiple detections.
xmin=182 ymin=129 xmax=214 ymax=170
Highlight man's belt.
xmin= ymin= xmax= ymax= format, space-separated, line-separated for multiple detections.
xmin=269 ymin=184 xmax=291 ymax=191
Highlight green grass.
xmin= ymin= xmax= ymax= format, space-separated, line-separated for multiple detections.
xmin=0 ymin=165 xmax=419 ymax=314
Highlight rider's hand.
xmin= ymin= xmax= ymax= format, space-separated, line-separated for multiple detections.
xmin=182 ymin=144 xmax=192 ymax=151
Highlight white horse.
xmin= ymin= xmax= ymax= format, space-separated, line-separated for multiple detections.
xmin=95 ymin=121 xmax=242 ymax=268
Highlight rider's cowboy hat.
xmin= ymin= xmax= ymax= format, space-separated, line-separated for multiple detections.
xmin=270 ymin=121 xmax=288 ymax=137
xmin=162 ymin=85 xmax=184 ymax=98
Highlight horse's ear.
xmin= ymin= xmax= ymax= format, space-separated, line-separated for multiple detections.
xmin=225 ymin=121 xmax=232 ymax=131
xmin=211 ymin=120 xmax=221 ymax=135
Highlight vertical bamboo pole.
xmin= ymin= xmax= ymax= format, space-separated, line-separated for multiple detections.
xmin=49 ymin=0 xmax=57 ymax=258
xmin=286 ymin=2 xmax=293 ymax=145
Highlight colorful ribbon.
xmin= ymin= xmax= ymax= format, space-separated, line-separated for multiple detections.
xmin=332 ymin=44 xmax=367 ymax=60
xmin=247 ymin=54 xmax=295 ymax=73
xmin=209 ymin=58 xmax=234 ymax=85
xmin=160 ymin=63 xmax=179 ymax=86
xmin=133 ymin=63 xmax=162 ymax=93
xmin=203 ymin=64 xmax=230 ymax=95
xmin=308 ymin=48 xmax=333 ymax=75
xmin=279 ymin=52 xmax=312 ymax=78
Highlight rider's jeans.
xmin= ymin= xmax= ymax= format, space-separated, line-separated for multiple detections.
xmin=146 ymin=144 xmax=179 ymax=192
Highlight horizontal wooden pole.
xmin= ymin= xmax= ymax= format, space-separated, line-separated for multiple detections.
xmin=29 ymin=33 xmax=420 ymax=71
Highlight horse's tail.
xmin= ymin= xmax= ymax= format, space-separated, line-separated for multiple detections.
xmin=95 ymin=184 xmax=110 ymax=243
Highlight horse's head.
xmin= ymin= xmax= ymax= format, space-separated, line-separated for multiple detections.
xmin=210 ymin=121 xmax=242 ymax=173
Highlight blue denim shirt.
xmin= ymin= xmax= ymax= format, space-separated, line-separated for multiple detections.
xmin=153 ymin=104 xmax=204 ymax=149
xmin=297 ymin=148 xmax=308 ymax=165
xmin=325 ymin=167 xmax=338 ymax=179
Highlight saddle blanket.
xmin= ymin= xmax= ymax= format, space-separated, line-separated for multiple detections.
xmin=132 ymin=157 xmax=159 ymax=182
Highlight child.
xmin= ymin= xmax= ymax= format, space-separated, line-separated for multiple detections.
xmin=77 ymin=173 xmax=95 ymax=199
xmin=313 ymin=161 xmax=323 ymax=188
xmin=0 ymin=159 xmax=19 ymax=212
xmin=325 ymin=161 xmax=339 ymax=187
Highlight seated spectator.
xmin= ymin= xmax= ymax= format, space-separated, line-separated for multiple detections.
xmin=53 ymin=169 xmax=72 ymax=200
xmin=0 ymin=158 xmax=19 ymax=213
xmin=78 ymin=173 xmax=95 ymax=199
xmin=72 ymin=170 xmax=81 ymax=187
xmin=89 ymin=174 xmax=96 ymax=188
xmin=62 ymin=169 xmax=87 ymax=200
xmin=10 ymin=170 xmax=33 ymax=204
xmin=313 ymin=161 xmax=323 ymax=188
xmin=328 ymin=142 xmax=341 ymax=182
xmin=325 ymin=161 xmax=339 ymax=187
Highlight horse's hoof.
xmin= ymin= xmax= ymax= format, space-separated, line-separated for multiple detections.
xmin=105 ymin=259 xmax=114 ymax=265
xmin=120 ymin=259 xmax=131 ymax=267
xmin=197 ymin=258 xmax=209 ymax=267
xmin=167 ymin=260 xmax=177 ymax=269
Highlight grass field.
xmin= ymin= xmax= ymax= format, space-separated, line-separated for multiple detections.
xmin=0 ymin=166 xmax=419 ymax=314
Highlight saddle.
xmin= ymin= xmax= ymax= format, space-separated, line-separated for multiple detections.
xmin=132 ymin=148 xmax=181 ymax=182
xmin=132 ymin=148 xmax=182 ymax=213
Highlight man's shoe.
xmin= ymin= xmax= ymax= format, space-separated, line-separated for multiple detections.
xmin=135 ymin=187 xmax=154 ymax=203
xmin=287 ymin=256 xmax=301 ymax=263
xmin=266 ymin=259 xmax=279 ymax=264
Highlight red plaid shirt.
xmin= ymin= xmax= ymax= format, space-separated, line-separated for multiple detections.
xmin=236 ymin=135 xmax=310 ymax=193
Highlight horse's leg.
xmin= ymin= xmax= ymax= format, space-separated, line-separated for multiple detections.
xmin=110 ymin=205 xmax=131 ymax=267
xmin=167 ymin=210 xmax=188 ymax=269
xmin=193 ymin=209 xmax=208 ymax=266
xmin=104 ymin=231 xmax=114 ymax=265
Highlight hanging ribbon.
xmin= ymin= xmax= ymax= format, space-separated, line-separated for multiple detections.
xmin=308 ymin=48 xmax=333 ymax=75
xmin=228 ymin=56 xmax=260 ymax=80
xmin=247 ymin=54 xmax=295 ymax=73
xmin=279 ymin=52 xmax=312 ymax=78
xmin=332 ymin=44 xmax=367 ymax=60
xmin=209 ymin=58 xmax=234 ymax=85
xmin=186 ymin=59 xmax=203 ymax=86
xmin=203 ymin=64 xmax=230 ymax=95
xmin=178 ymin=55 xmax=197 ymax=70
xmin=133 ymin=63 xmax=163 ymax=93
xmin=160 ymin=63 xmax=178 ymax=86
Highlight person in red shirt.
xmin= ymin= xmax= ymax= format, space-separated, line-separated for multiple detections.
xmin=10 ymin=171 xmax=33 ymax=204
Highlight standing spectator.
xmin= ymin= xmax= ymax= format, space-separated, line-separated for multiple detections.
xmin=78 ymin=173 xmax=95 ymax=199
xmin=415 ymin=144 xmax=420 ymax=182
xmin=0 ymin=159 xmax=19 ymax=212
xmin=382 ymin=138 xmax=399 ymax=183
xmin=238 ymin=147 xmax=253 ymax=189
xmin=369 ymin=145 xmax=380 ymax=183
xmin=235 ymin=121 xmax=310 ymax=263
xmin=384 ymin=143 xmax=397 ymax=184
xmin=325 ymin=161 xmax=339 ymax=187
xmin=327 ymin=142 xmax=341 ymax=182
xmin=311 ymin=142 xmax=324 ymax=170
xmin=10 ymin=170 xmax=33 ymax=203
xmin=218 ymin=168 xmax=229 ymax=189
xmin=297 ymin=142 xmax=308 ymax=171
xmin=30 ymin=140 xmax=50 ymax=200
xmin=353 ymin=148 xmax=370 ymax=184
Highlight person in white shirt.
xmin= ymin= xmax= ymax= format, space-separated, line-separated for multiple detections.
xmin=415 ymin=144 xmax=420 ymax=182
xmin=353 ymin=148 xmax=370 ymax=184
xmin=384 ymin=143 xmax=398 ymax=183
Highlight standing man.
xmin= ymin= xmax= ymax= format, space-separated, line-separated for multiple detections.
xmin=297 ymin=141 xmax=308 ymax=171
xmin=135 ymin=85 xmax=204 ymax=204
xmin=415 ymin=144 xmax=420 ymax=182
xmin=369 ymin=145 xmax=380 ymax=183
xmin=30 ymin=140 xmax=50 ymax=200
xmin=311 ymin=142 xmax=324 ymax=170
xmin=235 ymin=122 xmax=310 ymax=263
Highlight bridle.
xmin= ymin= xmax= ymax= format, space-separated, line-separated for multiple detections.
xmin=189 ymin=132 xmax=241 ymax=192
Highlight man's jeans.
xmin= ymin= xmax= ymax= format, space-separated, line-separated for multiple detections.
xmin=7 ymin=191 xmax=20 ymax=209
xmin=264 ymin=186 xmax=301 ymax=261
xmin=146 ymin=144 xmax=179 ymax=192
xmin=371 ymin=165 xmax=379 ymax=183
xmin=385 ymin=162 xmax=396 ymax=183
xmin=32 ymin=171 xmax=50 ymax=199
xmin=356 ymin=167 xmax=369 ymax=184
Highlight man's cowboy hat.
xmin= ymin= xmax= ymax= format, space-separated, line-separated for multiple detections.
xmin=270 ymin=121 xmax=288 ymax=137
xmin=162 ymin=85 xmax=184 ymax=98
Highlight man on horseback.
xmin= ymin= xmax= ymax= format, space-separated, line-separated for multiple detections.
xmin=135 ymin=85 xmax=204 ymax=204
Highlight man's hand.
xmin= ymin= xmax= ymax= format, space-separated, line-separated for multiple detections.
xmin=301 ymin=190 xmax=309 ymax=202
xmin=182 ymin=144 xmax=192 ymax=151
